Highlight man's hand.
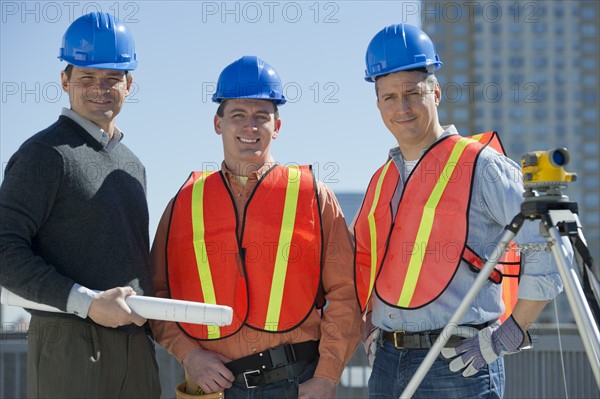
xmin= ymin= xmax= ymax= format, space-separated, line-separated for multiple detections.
xmin=299 ymin=376 xmax=337 ymax=399
xmin=182 ymin=347 xmax=234 ymax=394
xmin=441 ymin=316 xmax=531 ymax=377
xmin=88 ymin=287 xmax=145 ymax=328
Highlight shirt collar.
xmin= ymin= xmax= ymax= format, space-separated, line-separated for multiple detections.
xmin=388 ymin=124 xmax=458 ymax=162
xmin=221 ymin=161 xmax=275 ymax=182
xmin=61 ymin=107 xmax=123 ymax=149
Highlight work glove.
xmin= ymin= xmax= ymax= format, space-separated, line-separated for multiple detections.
xmin=441 ymin=316 xmax=531 ymax=377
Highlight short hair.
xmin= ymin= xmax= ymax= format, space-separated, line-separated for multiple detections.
xmin=374 ymin=69 xmax=437 ymax=98
xmin=63 ymin=64 xmax=131 ymax=81
xmin=216 ymin=99 xmax=280 ymax=121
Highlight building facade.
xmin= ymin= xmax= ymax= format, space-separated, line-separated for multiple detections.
xmin=420 ymin=0 xmax=599 ymax=270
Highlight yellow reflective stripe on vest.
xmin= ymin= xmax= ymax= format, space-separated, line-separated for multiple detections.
xmin=191 ymin=172 xmax=220 ymax=339
xmin=367 ymin=160 xmax=394 ymax=303
xmin=398 ymin=137 xmax=474 ymax=307
xmin=264 ymin=166 xmax=302 ymax=331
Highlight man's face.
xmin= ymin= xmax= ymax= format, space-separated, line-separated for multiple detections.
xmin=214 ymin=99 xmax=281 ymax=173
xmin=61 ymin=66 xmax=131 ymax=133
xmin=376 ymin=70 xmax=441 ymax=150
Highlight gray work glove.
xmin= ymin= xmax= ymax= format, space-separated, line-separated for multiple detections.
xmin=441 ymin=316 xmax=532 ymax=377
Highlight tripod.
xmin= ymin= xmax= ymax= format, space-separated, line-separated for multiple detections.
xmin=400 ymin=187 xmax=600 ymax=398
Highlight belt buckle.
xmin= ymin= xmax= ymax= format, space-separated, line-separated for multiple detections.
xmin=243 ymin=370 xmax=261 ymax=389
xmin=392 ymin=330 xmax=405 ymax=349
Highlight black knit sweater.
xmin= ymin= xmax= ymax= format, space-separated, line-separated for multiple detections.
xmin=0 ymin=116 xmax=152 ymax=317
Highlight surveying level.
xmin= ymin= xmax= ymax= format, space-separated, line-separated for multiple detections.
xmin=522 ymin=148 xmax=577 ymax=193
xmin=401 ymin=148 xmax=600 ymax=398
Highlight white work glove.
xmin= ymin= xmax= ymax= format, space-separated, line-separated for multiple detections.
xmin=441 ymin=316 xmax=531 ymax=377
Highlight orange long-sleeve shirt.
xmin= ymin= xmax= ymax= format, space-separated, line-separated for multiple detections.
xmin=150 ymin=163 xmax=361 ymax=383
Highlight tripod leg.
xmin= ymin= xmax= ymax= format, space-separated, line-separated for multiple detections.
xmin=546 ymin=225 xmax=600 ymax=388
xmin=399 ymin=214 xmax=524 ymax=398
xmin=570 ymin=227 xmax=600 ymax=323
xmin=583 ymin=266 xmax=600 ymax=325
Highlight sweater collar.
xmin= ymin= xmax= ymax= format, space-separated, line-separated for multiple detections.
xmin=61 ymin=107 xmax=123 ymax=149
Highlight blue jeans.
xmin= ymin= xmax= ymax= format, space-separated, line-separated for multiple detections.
xmin=368 ymin=340 xmax=505 ymax=399
xmin=224 ymin=360 xmax=317 ymax=399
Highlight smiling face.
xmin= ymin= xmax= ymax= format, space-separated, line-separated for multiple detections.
xmin=214 ymin=98 xmax=281 ymax=175
xmin=61 ymin=66 xmax=131 ymax=135
xmin=375 ymin=70 xmax=444 ymax=160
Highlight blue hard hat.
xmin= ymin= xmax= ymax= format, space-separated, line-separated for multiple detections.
xmin=212 ymin=56 xmax=286 ymax=105
xmin=59 ymin=12 xmax=137 ymax=70
xmin=364 ymin=23 xmax=442 ymax=82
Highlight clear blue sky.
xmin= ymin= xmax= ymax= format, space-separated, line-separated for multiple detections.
xmin=1 ymin=1 xmax=420 ymax=237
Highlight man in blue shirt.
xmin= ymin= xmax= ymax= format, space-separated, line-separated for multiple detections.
xmin=354 ymin=23 xmax=565 ymax=398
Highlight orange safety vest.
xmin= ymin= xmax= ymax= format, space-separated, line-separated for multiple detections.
xmin=167 ymin=165 xmax=323 ymax=340
xmin=354 ymin=132 xmax=520 ymax=322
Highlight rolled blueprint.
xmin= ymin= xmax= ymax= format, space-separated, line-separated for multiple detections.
xmin=0 ymin=288 xmax=232 ymax=326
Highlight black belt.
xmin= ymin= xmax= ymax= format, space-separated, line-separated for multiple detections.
xmin=226 ymin=340 xmax=319 ymax=388
xmin=382 ymin=321 xmax=496 ymax=350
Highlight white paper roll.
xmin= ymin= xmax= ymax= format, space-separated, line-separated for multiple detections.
xmin=0 ymin=288 xmax=233 ymax=326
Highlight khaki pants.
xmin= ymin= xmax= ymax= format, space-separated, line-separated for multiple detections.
xmin=27 ymin=314 xmax=161 ymax=399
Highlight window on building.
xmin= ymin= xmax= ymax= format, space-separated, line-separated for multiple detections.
xmin=553 ymin=5 xmax=565 ymax=18
xmin=554 ymin=92 xmax=566 ymax=102
xmin=533 ymin=23 xmax=547 ymax=34
xmin=583 ymin=92 xmax=598 ymax=103
xmin=584 ymin=196 xmax=600 ymax=209
xmin=454 ymin=58 xmax=468 ymax=70
xmin=453 ymin=41 xmax=468 ymax=53
xmin=454 ymin=108 xmax=469 ymax=121
xmin=533 ymin=124 xmax=548 ymax=138
xmin=583 ymin=144 xmax=597 ymax=155
xmin=438 ymin=108 xmax=448 ymax=122
xmin=534 ymin=108 xmax=549 ymax=119
xmin=509 ymin=57 xmax=525 ymax=68
xmin=454 ymin=24 xmax=468 ymax=35
xmin=510 ymin=108 xmax=525 ymax=119
xmin=582 ymin=108 xmax=598 ymax=121
xmin=582 ymin=58 xmax=597 ymax=70
xmin=582 ymin=42 xmax=596 ymax=53
xmin=533 ymin=57 xmax=548 ymax=68
xmin=554 ymin=39 xmax=565 ymax=51
xmin=492 ymin=57 xmax=502 ymax=68
xmin=533 ymin=40 xmax=546 ymax=51
xmin=581 ymin=24 xmax=597 ymax=36
xmin=581 ymin=7 xmax=596 ymax=20
xmin=510 ymin=142 xmax=526 ymax=156
xmin=582 ymin=75 xmax=597 ymax=86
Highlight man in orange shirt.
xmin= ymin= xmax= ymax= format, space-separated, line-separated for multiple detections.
xmin=150 ymin=56 xmax=361 ymax=399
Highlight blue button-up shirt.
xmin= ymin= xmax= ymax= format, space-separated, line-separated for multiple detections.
xmin=372 ymin=125 xmax=565 ymax=332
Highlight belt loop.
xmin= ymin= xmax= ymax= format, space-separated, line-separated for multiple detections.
xmin=423 ymin=333 xmax=433 ymax=348
xmin=286 ymin=343 xmax=297 ymax=363
xmin=286 ymin=364 xmax=295 ymax=383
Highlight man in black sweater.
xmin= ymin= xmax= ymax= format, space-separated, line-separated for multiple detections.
xmin=0 ymin=13 xmax=160 ymax=398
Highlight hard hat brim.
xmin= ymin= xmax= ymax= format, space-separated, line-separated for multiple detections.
xmin=365 ymin=61 xmax=442 ymax=82
xmin=212 ymin=94 xmax=286 ymax=105
xmin=64 ymin=59 xmax=138 ymax=71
